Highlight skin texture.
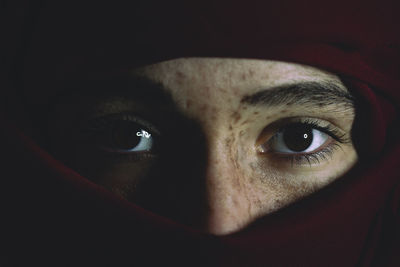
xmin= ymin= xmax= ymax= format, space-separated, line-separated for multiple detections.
xmin=48 ymin=58 xmax=357 ymax=235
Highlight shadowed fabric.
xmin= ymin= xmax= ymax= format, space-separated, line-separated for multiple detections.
xmin=3 ymin=0 xmax=400 ymax=266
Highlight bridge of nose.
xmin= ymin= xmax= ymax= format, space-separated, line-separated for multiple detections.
xmin=200 ymin=131 xmax=256 ymax=235
xmin=170 ymin=88 xmax=263 ymax=235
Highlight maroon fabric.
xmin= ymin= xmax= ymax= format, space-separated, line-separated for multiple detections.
xmin=3 ymin=0 xmax=400 ymax=266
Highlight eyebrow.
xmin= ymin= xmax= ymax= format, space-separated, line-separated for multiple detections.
xmin=55 ymin=74 xmax=174 ymax=107
xmin=240 ymin=81 xmax=354 ymax=109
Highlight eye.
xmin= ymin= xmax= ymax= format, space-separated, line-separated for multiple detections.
xmin=101 ymin=120 xmax=154 ymax=153
xmin=269 ymin=123 xmax=330 ymax=154
xmin=256 ymin=118 xmax=350 ymax=166
xmin=81 ymin=113 xmax=159 ymax=155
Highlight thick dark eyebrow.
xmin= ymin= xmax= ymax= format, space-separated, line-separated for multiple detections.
xmin=240 ymin=81 xmax=354 ymax=109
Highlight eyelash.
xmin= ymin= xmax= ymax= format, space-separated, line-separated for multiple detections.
xmin=80 ymin=114 xmax=349 ymax=167
xmin=260 ymin=118 xmax=350 ymax=167
xmin=277 ymin=143 xmax=342 ymax=166
xmin=294 ymin=118 xmax=348 ymax=143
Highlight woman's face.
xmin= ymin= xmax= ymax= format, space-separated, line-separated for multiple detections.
xmin=48 ymin=58 xmax=357 ymax=235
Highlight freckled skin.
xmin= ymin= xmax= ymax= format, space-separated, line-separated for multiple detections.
xmin=133 ymin=58 xmax=357 ymax=235
xmin=185 ymin=99 xmax=192 ymax=109
xmin=240 ymin=119 xmax=254 ymax=126
xmin=231 ymin=112 xmax=242 ymax=124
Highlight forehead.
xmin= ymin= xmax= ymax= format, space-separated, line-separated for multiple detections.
xmin=134 ymin=58 xmax=343 ymax=97
xmin=131 ymin=58 xmax=346 ymax=123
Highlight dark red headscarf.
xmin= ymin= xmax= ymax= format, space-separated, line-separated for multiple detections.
xmin=3 ymin=0 xmax=400 ymax=266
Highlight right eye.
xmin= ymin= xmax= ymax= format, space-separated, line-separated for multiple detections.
xmin=101 ymin=120 xmax=154 ymax=153
xmin=81 ymin=113 xmax=159 ymax=155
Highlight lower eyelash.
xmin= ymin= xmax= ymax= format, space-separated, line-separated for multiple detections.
xmin=276 ymin=142 xmax=342 ymax=167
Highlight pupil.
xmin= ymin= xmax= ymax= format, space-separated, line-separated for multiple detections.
xmin=283 ymin=124 xmax=313 ymax=152
xmin=111 ymin=121 xmax=141 ymax=150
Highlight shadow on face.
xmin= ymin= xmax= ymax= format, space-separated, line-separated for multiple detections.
xmin=45 ymin=58 xmax=357 ymax=235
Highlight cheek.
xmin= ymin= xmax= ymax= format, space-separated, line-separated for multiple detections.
xmin=237 ymin=160 xmax=311 ymax=215
xmin=234 ymin=137 xmax=355 ymax=216
xmin=230 ymin=136 xmax=288 ymax=215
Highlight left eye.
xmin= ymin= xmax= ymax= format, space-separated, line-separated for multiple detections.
xmin=268 ymin=124 xmax=330 ymax=153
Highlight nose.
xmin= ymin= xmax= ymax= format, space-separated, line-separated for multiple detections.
xmin=137 ymin=117 xmax=256 ymax=235
xmin=201 ymin=138 xmax=254 ymax=235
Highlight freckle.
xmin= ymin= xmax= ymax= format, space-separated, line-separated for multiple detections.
xmin=204 ymin=86 xmax=211 ymax=97
xmin=231 ymin=111 xmax=241 ymax=124
xmin=234 ymin=151 xmax=240 ymax=165
xmin=185 ymin=99 xmax=192 ymax=108
xmin=249 ymin=162 xmax=257 ymax=171
xmin=248 ymin=173 xmax=256 ymax=183
xmin=219 ymin=88 xmax=228 ymax=94
xmin=233 ymin=90 xmax=242 ymax=97
xmin=265 ymin=115 xmax=271 ymax=120
xmin=240 ymin=119 xmax=252 ymax=126
xmin=200 ymin=104 xmax=208 ymax=112
xmin=175 ymin=71 xmax=185 ymax=79
xmin=224 ymin=137 xmax=233 ymax=147
xmin=281 ymin=109 xmax=287 ymax=113
xmin=229 ymin=125 xmax=233 ymax=130
xmin=241 ymin=73 xmax=247 ymax=80
xmin=241 ymin=106 xmax=248 ymax=110
xmin=253 ymin=111 xmax=259 ymax=115
xmin=233 ymin=198 xmax=240 ymax=208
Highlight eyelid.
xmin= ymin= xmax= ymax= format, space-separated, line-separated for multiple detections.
xmin=254 ymin=117 xmax=352 ymax=167
xmin=81 ymin=112 xmax=161 ymax=136
xmin=112 ymin=113 xmax=161 ymax=135
xmin=265 ymin=128 xmax=332 ymax=154
xmin=255 ymin=117 xmax=349 ymax=148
